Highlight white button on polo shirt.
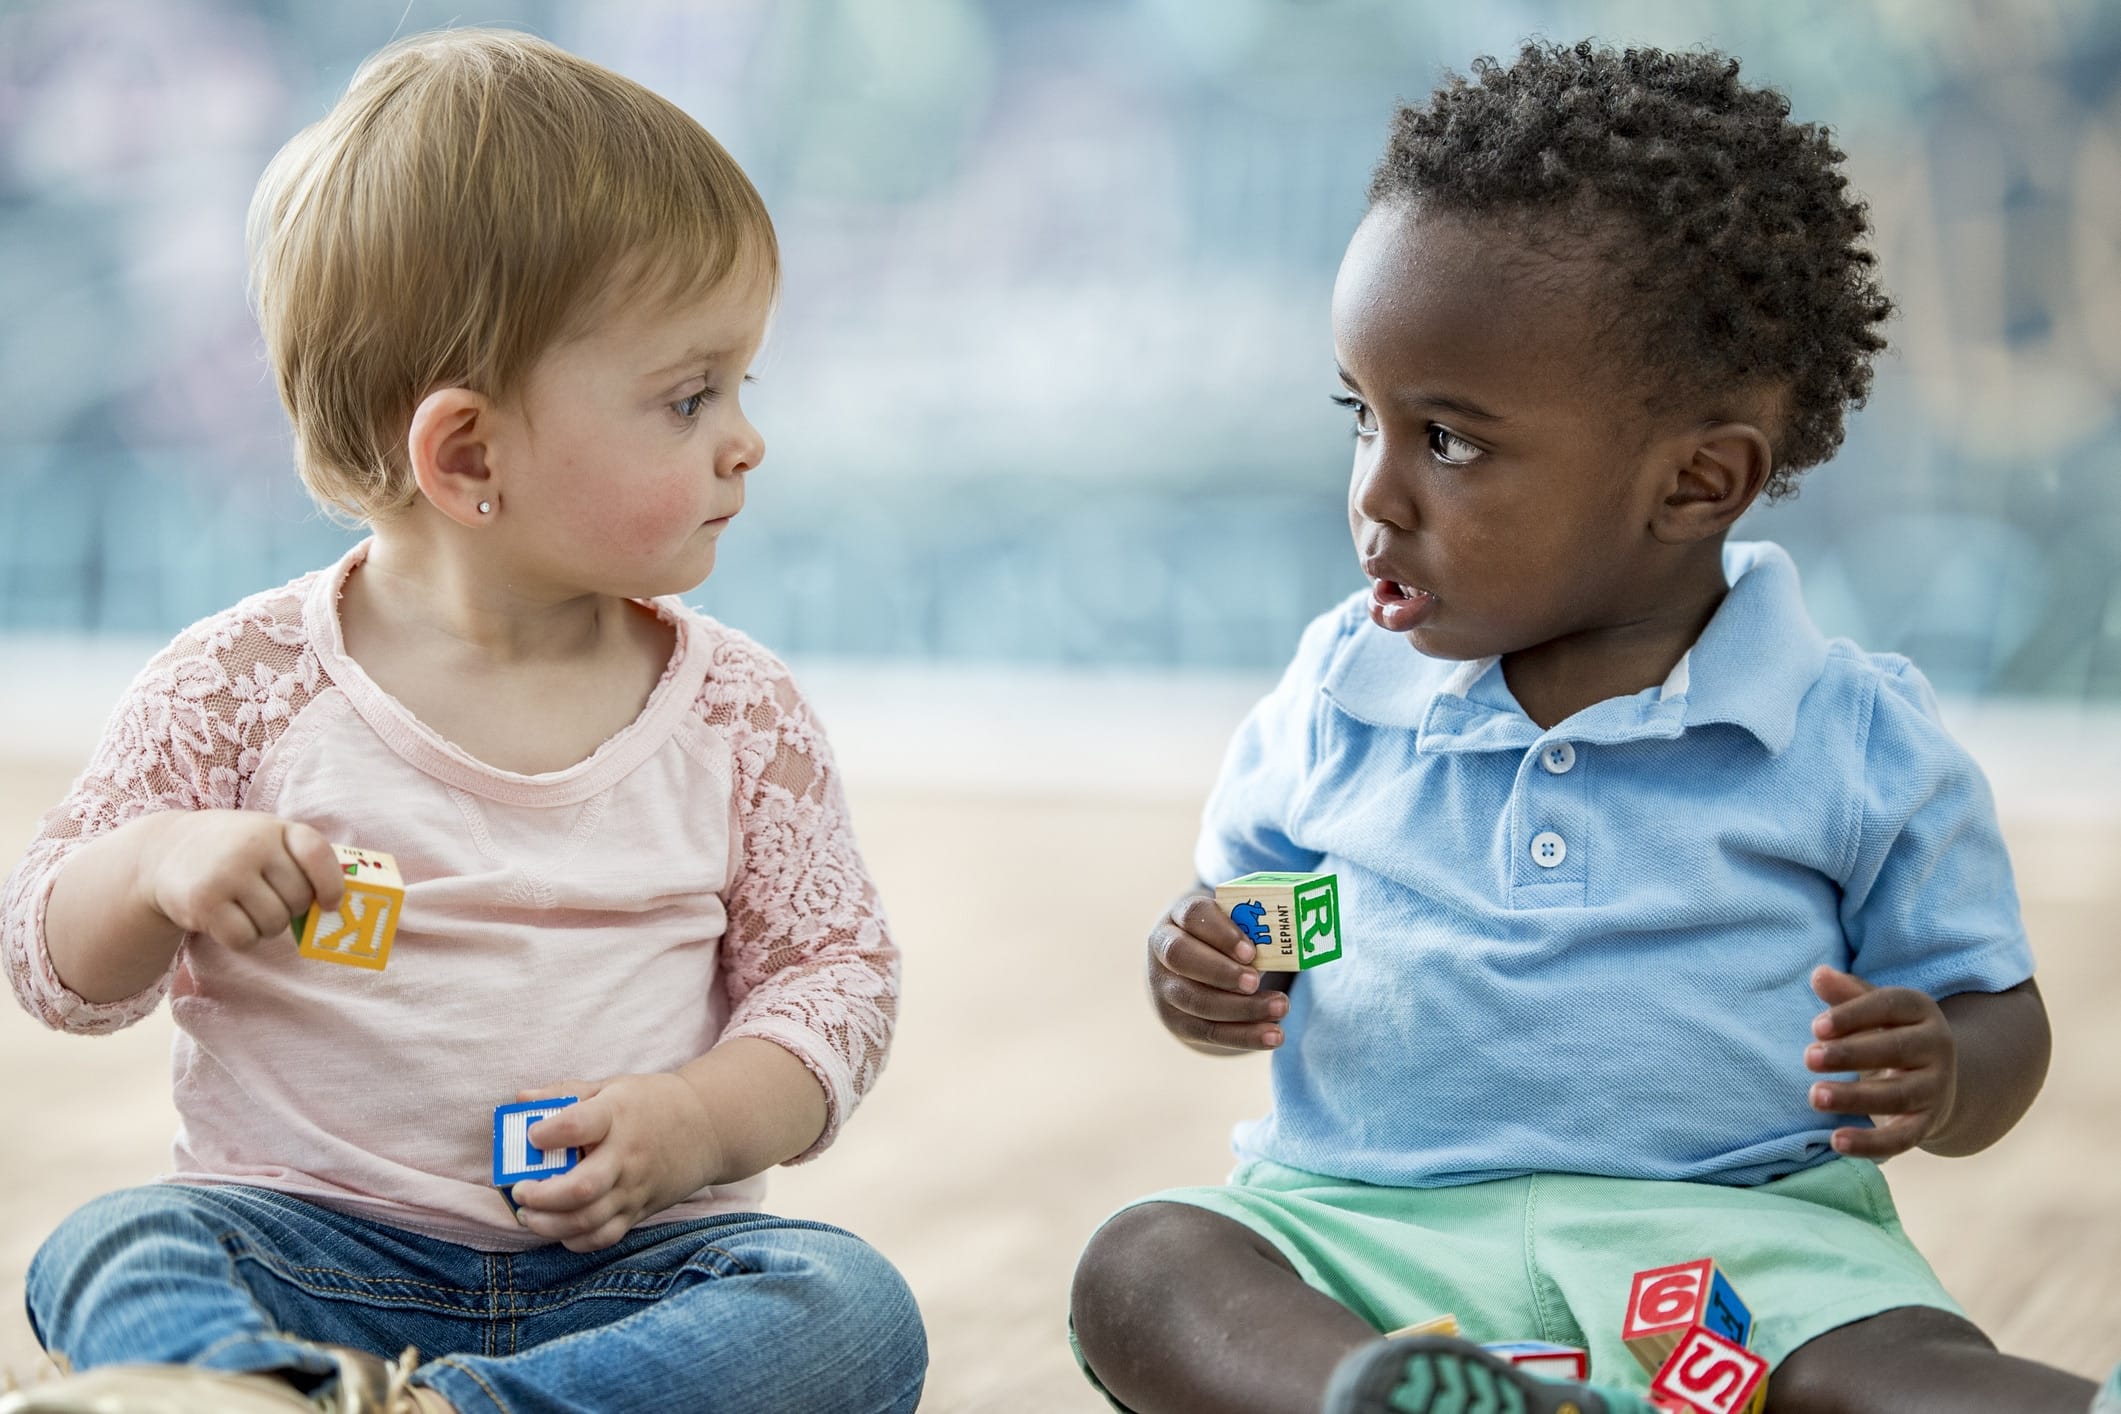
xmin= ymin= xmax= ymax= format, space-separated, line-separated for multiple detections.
xmin=1531 ymin=831 xmax=1567 ymax=868
xmin=1540 ymin=742 xmax=1577 ymax=774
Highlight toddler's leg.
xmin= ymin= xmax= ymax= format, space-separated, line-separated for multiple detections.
xmin=26 ymin=1184 xmax=389 ymax=1385
xmin=1767 ymin=1306 xmax=2097 ymax=1414
xmin=415 ymin=1215 xmax=925 ymax=1414
xmin=1070 ymin=1201 xmax=1378 ymax=1414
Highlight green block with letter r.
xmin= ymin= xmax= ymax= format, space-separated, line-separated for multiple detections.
xmin=1212 ymin=870 xmax=1344 ymax=971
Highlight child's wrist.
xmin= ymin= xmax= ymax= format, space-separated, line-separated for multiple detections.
xmin=121 ymin=809 xmax=184 ymax=927
xmin=667 ymin=1069 xmax=735 ymax=1188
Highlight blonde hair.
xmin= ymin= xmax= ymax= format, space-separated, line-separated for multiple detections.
xmin=247 ymin=27 xmax=777 ymax=520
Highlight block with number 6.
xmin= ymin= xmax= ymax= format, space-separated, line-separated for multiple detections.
xmin=1213 ymin=871 xmax=1344 ymax=971
xmin=293 ymin=844 xmax=405 ymax=972
xmin=1623 ymin=1257 xmax=1753 ymax=1373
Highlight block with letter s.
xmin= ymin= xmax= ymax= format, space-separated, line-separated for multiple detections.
xmin=1648 ymin=1326 xmax=1767 ymax=1414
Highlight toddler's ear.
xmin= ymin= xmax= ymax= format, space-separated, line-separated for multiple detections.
xmin=406 ymin=386 xmax=498 ymax=527
xmin=1652 ymin=421 xmax=1773 ymax=544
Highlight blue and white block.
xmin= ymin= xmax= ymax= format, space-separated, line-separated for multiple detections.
xmin=492 ymin=1097 xmax=580 ymax=1187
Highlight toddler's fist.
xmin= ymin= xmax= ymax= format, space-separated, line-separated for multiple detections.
xmin=1146 ymin=886 xmax=1290 ymax=1053
xmin=143 ymin=810 xmax=345 ymax=953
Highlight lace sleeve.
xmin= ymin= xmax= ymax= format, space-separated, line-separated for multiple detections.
xmin=703 ymin=633 xmax=899 ymax=1164
xmin=1 ymin=584 xmax=323 ymax=1033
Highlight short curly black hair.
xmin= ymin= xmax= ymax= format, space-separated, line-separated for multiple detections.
xmin=1369 ymin=40 xmax=1892 ymax=496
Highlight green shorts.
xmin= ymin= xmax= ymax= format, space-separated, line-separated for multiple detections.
xmin=1073 ymin=1157 xmax=1961 ymax=1404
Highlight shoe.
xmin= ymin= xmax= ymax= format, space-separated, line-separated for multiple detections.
xmin=0 ymin=1346 xmax=431 ymax=1414
xmin=1323 ymin=1335 xmax=1657 ymax=1414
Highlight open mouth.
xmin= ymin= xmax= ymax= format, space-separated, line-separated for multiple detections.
xmin=1368 ymin=578 xmax=1438 ymax=632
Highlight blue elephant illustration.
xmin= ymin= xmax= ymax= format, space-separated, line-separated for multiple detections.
xmin=1229 ymin=900 xmax=1271 ymax=947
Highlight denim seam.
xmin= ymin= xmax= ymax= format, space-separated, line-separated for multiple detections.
xmin=506 ymin=1252 xmax=519 ymax=1357
xmin=218 ymin=1235 xmax=483 ymax=1303
xmin=208 ymin=1228 xmax=293 ymax=1323
xmin=194 ymin=1330 xmax=313 ymax=1366
xmin=427 ymin=1355 xmax=513 ymax=1414
xmin=491 ymin=1245 xmax=762 ymax=1366
xmin=697 ymin=1244 xmax=759 ymax=1278
xmin=482 ymin=1254 xmax=498 ymax=1360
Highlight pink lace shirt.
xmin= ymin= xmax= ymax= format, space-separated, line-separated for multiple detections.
xmin=1 ymin=541 xmax=898 ymax=1249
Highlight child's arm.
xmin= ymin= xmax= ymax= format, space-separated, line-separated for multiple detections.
xmin=1804 ymin=966 xmax=2051 ymax=1159
xmin=1161 ymin=608 xmax=1358 ymax=1054
xmin=507 ymin=1038 xmax=827 ymax=1253
xmin=509 ymin=645 xmax=894 ymax=1252
xmin=1930 ymin=979 xmax=2050 ymax=1155
xmin=44 ymin=810 xmax=344 ymax=1004
xmin=3 ymin=592 xmax=334 ymax=1031
xmin=1811 ymin=661 xmax=2046 ymax=1161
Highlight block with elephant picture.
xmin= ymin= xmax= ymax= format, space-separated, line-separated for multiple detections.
xmin=1212 ymin=870 xmax=1344 ymax=971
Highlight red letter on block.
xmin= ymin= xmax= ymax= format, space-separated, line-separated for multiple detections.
xmin=1649 ymin=1327 xmax=1767 ymax=1414
xmin=1625 ymin=1257 xmax=1759 ymax=1373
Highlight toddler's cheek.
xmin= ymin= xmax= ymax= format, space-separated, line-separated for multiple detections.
xmin=574 ymin=487 xmax=705 ymax=559
xmin=642 ymin=473 xmax=722 ymax=528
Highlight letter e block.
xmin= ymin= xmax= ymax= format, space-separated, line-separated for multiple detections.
xmin=492 ymin=1097 xmax=580 ymax=1186
xmin=294 ymin=845 xmax=405 ymax=972
xmin=1212 ymin=871 xmax=1344 ymax=971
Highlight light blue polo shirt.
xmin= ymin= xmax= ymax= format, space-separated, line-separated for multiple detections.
xmin=1196 ymin=541 xmax=2033 ymax=1189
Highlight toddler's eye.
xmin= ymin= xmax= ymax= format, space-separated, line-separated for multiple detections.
xmin=1329 ymin=393 xmax=1377 ymax=440
xmin=673 ymin=388 xmax=714 ymax=419
xmin=1427 ymin=424 xmax=1483 ymax=466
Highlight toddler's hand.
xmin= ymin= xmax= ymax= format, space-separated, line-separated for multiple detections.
xmin=1804 ymin=965 xmax=1958 ymax=1161
xmin=510 ymin=1074 xmax=726 ymax=1253
xmin=142 ymin=810 xmax=344 ymax=952
xmin=1147 ymin=886 xmax=1288 ymax=1053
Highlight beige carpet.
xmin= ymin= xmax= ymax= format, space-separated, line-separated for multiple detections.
xmin=2 ymin=762 xmax=2116 ymax=1411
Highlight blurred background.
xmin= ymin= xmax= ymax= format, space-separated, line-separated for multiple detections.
xmin=1 ymin=0 xmax=2118 ymax=690
xmin=3 ymin=2 xmax=2119 ymax=1410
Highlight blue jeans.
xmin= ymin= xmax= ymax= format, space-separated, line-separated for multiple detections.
xmin=26 ymin=1184 xmax=927 ymax=1413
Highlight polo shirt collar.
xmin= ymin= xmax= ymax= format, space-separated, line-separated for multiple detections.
xmin=1319 ymin=540 xmax=1829 ymax=756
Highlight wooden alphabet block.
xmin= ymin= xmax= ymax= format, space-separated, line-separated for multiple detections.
xmin=1648 ymin=1327 xmax=1768 ymax=1414
xmin=1623 ymin=1258 xmax=1752 ymax=1373
xmin=293 ymin=845 xmax=405 ymax=971
xmin=1384 ymin=1313 xmax=1461 ymax=1339
xmin=1479 ymin=1341 xmax=1589 ymax=1382
xmin=1213 ymin=871 xmax=1343 ymax=971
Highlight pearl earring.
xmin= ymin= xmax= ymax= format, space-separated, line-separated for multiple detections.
xmin=477 ymin=501 xmax=492 ymax=514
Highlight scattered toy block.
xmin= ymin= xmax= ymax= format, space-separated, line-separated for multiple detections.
xmin=1480 ymin=1340 xmax=1589 ymax=1382
xmin=293 ymin=845 xmax=405 ymax=971
xmin=492 ymin=1097 xmax=580 ymax=1187
xmin=1648 ymin=1326 xmax=1768 ymax=1414
xmin=1386 ymin=1313 xmax=1462 ymax=1339
xmin=1213 ymin=871 xmax=1343 ymax=970
xmin=1623 ymin=1258 xmax=1752 ymax=1373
